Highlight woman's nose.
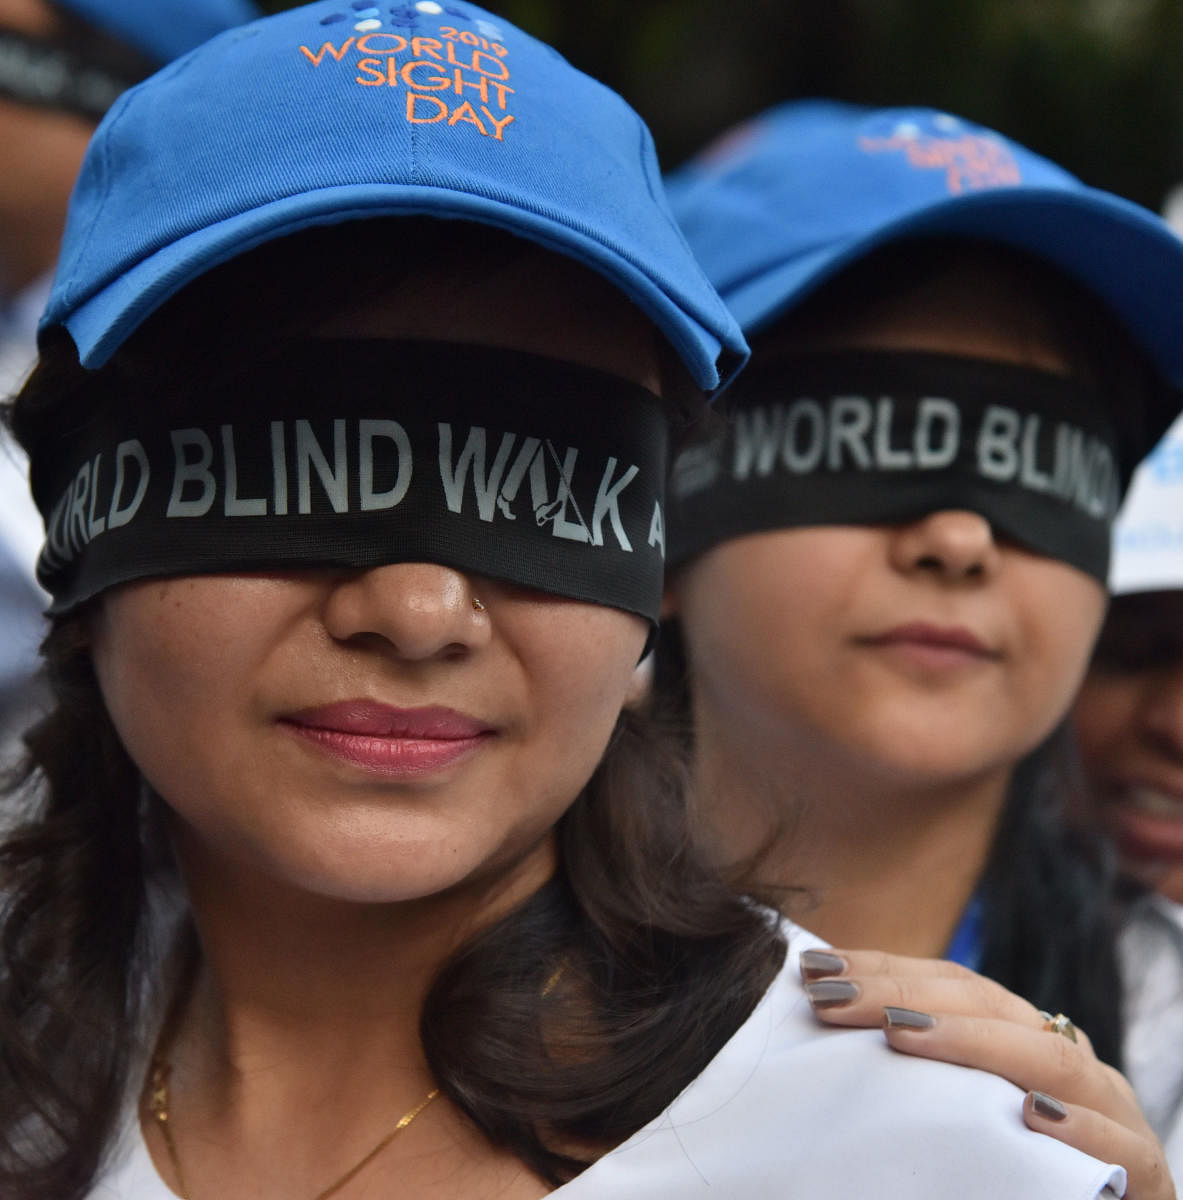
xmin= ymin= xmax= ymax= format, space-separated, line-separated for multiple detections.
xmin=888 ymin=510 xmax=1002 ymax=582
xmin=321 ymin=562 xmax=490 ymax=660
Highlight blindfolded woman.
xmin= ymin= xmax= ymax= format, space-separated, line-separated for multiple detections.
xmin=663 ymin=99 xmax=1183 ymax=1195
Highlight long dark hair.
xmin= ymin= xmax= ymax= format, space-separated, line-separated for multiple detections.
xmin=976 ymin=726 xmax=1126 ymax=1068
xmin=0 ymin=222 xmax=785 ymax=1199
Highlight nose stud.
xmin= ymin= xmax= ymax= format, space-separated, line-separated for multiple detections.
xmin=471 ymin=596 xmax=486 ymax=612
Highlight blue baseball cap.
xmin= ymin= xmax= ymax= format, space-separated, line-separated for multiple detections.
xmin=41 ymin=1 xmax=746 ymax=391
xmin=53 ymin=0 xmax=264 ymax=66
xmin=666 ymin=99 xmax=1183 ymax=405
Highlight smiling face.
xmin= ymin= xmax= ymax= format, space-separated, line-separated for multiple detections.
xmin=675 ymin=519 xmax=1104 ymax=790
xmin=88 ymin=241 xmax=657 ymax=909
xmin=1072 ymin=590 xmax=1183 ymax=900
xmin=670 ymin=254 xmax=1108 ymax=794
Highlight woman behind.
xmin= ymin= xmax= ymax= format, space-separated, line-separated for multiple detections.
xmin=0 ymin=21 xmax=1134 ymax=1200
xmin=662 ymin=100 xmax=1183 ymax=1179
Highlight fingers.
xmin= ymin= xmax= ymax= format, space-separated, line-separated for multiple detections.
xmin=799 ymin=949 xmax=1122 ymax=1115
xmin=801 ymin=947 xmax=1097 ymax=1055
xmin=875 ymin=1011 xmax=1138 ymax=1124
xmin=883 ymin=1012 xmax=1168 ymax=1198
xmin=796 ymin=947 xmax=1174 ymax=1198
xmin=802 ymin=947 xmax=972 ymax=981
xmin=1024 ymin=1092 xmax=1175 ymax=1200
xmin=800 ymin=947 xmax=1045 ymax=1030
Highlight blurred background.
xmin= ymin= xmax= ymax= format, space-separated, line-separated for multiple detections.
xmin=261 ymin=0 xmax=1183 ymax=214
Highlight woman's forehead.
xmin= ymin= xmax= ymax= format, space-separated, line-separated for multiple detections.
xmin=759 ymin=258 xmax=1074 ymax=377
xmin=314 ymin=249 xmax=664 ymax=395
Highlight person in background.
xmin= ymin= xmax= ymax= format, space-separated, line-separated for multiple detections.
xmin=1073 ymin=411 xmax=1183 ymax=1170
xmin=1075 ymin=412 xmax=1183 ymax=905
xmin=661 ymin=99 xmax=1183 ymax=1192
xmin=0 ymin=0 xmax=262 ymax=755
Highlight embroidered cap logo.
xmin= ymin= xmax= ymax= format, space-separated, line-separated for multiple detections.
xmin=300 ymin=1 xmax=515 ymax=140
xmin=857 ymin=113 xmax=1022 ymax=194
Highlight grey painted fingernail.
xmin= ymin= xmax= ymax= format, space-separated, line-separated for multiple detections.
xmin=804 ymin=979 xmax=860 ymax=1008
xmin=1029 ymin=1091 xmax=1068 ymax=1121
xmin=883 ymin=1006 xmax=936 ymax=1030
xmin=800 ymin=950 xmax=847 ymax=980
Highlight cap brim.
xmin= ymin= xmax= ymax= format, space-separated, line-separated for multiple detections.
xmin=730 ymin=187 xmax=1183 ymax=376
xmin=62 ymin=185 xmax=745 ymax=392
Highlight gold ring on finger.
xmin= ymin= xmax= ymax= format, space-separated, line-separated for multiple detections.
xmin=1037 ymin=1010 xmax=1078 ymax=1043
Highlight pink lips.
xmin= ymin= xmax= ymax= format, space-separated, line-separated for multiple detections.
xmin=1102 ymin=781 xmax=1183 ymax=867
xmin=281 ymin=701 xmax=494 ymax=776
xmin=858 ymin=622 xmax=1000 ymax=670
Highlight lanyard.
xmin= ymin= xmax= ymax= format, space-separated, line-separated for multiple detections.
xmin=945 ymin=891 xmax=986 ymax=970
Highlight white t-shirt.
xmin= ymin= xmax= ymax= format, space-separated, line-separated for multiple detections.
xmin=89 ymin=921 xmax=1124 ymax=1199
xmin=1122 ymin=892 xmax=1183 ymax=1178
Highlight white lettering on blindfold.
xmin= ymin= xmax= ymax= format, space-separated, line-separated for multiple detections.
xmin=734 ymin=396 xmax=962 ymax=477
xmin=39 ymin=418 xmax=647 ymax=570
xmin=728 ymin=395 xmax=1118 ymax=521
xmin=40 ymin=440 xmax=150 ymax=570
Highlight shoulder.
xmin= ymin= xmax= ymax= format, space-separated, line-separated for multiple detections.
xmin=85 ymin=1119 xmax=173 ymax=1200
xmin=85 ymin=885 xmax=188 ymax=1199
xmin=1121 ymin=894 xmax=1183 ymax=1177
xmin=558 ymin=922 xmax=1126 ymax=1200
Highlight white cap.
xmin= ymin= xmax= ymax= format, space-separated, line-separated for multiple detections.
xmin=1111 ymin=413 xmax=1183 ymax=594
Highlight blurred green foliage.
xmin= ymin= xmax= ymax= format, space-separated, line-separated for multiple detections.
xmin=260 ymin=0 xmax=1183 ymax=210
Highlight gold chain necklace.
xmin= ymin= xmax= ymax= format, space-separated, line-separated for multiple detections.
xmin=145 ymin=1057 xmax=439 ymax=1200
